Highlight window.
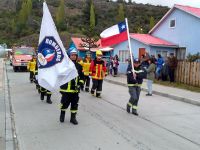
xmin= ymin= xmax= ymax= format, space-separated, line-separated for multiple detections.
xmin=119 ymin=50 xmax=130 ymax=63
xmin=170 ymin=19 xmax=176 ymax=28
xmin=156 ymin=50 xmax=168 ymax=60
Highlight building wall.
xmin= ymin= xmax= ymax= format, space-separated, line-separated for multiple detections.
xmin=113 ymin=39 xmax=176 ymax=73
xmin=150 ymin=46 xmax=176 ymax=61
xmin=151 ymin=9 xmax=200 ymax=55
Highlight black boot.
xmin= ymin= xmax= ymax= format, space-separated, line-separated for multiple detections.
xmin=60 ymin=111 xmax=65 ymax=123
xmin=96 ymin=93 xmax=101 ymax=98
xmin=126 ymin=104 xmax=131 ymax=113
xmin=70 ymin=113 xmax=78 ymax=125
xmin=85 ymin=88 xmax=89 ymax=92
xmin=46 ymin=95 xmax=52 ymax=104
xmin=40 ymin=92 xmax=44 ymax=100
xmin=91 ymin=89 xmax=95 ymax=96
xmin=132 ymin=109 xmax=138 ymax=116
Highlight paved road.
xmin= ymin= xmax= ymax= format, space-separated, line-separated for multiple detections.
xmin=6 ymin=64 xmax=200 ymax=150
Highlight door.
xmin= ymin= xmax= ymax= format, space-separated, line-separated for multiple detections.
xmin=139 ymin=48 xmax=146 ymax=59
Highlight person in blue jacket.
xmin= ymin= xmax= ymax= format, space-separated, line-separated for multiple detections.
xmin=155 ymin=54 xmax=164 ymax=80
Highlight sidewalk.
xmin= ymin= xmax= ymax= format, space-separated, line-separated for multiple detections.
xmin=105 ymin=74 xmax=200 ymax=106
xmin=0 ymin=58 xmax=15 ymax=150
xmin=0 ymin=58 xmax=6 ymax=150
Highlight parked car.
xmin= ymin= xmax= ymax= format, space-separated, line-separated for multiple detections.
xmin=12 ymin=46 xmax=35 ymax=72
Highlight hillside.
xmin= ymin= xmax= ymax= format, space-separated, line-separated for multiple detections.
xmin=0 ymin=0 xmax=169 ymax=47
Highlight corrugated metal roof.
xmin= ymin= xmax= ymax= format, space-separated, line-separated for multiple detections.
xmin=175 ymin=4 xmax=200 ymax=18
xmin=130 ymin=33 xmax=178 ymax=47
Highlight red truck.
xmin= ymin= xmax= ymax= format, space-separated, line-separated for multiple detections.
xmin=12 ymin=46 xmax=35 ymax=72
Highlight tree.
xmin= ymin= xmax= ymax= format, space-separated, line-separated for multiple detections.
xmin=80 ymin=0 xmax=99 ymax=52
xmin=15 ymin=0 xmax=32 ymax=35
xmin=187 ymin=52 xmax=200 ymax=62
xmin=90 ymin=2 xmax=95 ymax=30
xmin=117 ymin=0 xmax=124 ymax=3
xmin=149 ymin=16 xmax=155 ymax=30
xmin=128 ymin=0 xmax=132 ymax=4
xmin=116 ymin=3 xmax=125 ymax=22
xmin=56 ymin=0 xmax=65 ymax=31
xmin=137 ymin=27 xmax=143 ymax=33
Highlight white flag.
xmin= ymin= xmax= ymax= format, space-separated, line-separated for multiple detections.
xmin=38 ymin=2 xmax=78 ymax=91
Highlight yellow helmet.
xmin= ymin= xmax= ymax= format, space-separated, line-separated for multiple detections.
xmin=96 ymin=50 xmax=102 ymax=56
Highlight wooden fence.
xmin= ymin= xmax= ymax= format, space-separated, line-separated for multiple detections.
xmin=175 ymin=61 xmax=200 ymax=87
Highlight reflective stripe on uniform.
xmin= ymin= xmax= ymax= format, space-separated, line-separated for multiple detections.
xmin=132 ymin=105 xmax=138 ymax=110
xmin=96 ymin=91 xmax=102 ymax=94
xmin=128 ymin=84 xmax=142 ymax=86
xmin=127 ymin=103 xmax=138 ymax=110
xmin=60 ymin=78 xmax=79 ymax=93
xmin=40 ymin=87 xmax=47 ymax=92
xmin=127 ymin=102 xmax=133 ymax=107
xmin=79 ymin=80 xmax=84 ymax=84
xmin=47 ymin=91 xmax=52 ymax=94
xmin=70 ymin=110 xmax=77 ymax=113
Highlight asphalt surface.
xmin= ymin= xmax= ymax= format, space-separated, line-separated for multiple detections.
xmin=4 ymin=63 xmax=200 ymax=150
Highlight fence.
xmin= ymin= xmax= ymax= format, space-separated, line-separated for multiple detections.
xmin=175 ymin=61 xmax=200 ymax=87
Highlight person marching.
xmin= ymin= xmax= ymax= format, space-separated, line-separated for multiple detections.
xmin=90 ymin=50 xmax=107 ymax=98
xmin=59 ymin=48 xmax=84 ymax=125
xmin=82 ymin=51 xmax=92 ymax=92
xmin=126 ymin=58 xmax=146 ymax=116
xmin=33 ymin=61 xmax=40 ymax=94
xmin=27 ymin=57 xmax=36 ymax=83
xmin=40 ymin=87 xmax=52 ymax=104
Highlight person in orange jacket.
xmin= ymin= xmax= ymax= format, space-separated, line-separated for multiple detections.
xmin=90 ymin=50 xmax=107 ymax=98
xmin=82 ymin=51 xmax=92 ymax=92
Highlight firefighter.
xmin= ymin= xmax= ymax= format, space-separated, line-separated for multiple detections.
xmin=33 ymin=62 xmax=40 ymax=93
xmin=126 ymin=58 xmax=146 ymax=116
xmin=40 ymin=87 xmax=52 ymax=104
xmin=90 ymin=50 xmax=107 ymax=98
xmin=82 ymin=51 xmax=92 ymax=92
xmin=27 ymin=57 xmax=36 ymax=83
xmin=59 ymin=48 xmax=84 ymax=124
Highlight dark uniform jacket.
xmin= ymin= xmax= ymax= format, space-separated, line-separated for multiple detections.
xmin=127 ymin=64 xmax=146 ymax=86
xmin=60 ymin=62 xmax=84 ymax=93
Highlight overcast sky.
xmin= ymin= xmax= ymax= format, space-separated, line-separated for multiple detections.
xmin=126 ymin=0 xmax=200 ymax=8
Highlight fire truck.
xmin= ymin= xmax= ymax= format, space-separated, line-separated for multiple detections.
xmin=12 ymin=46 xmax=36 ymax=72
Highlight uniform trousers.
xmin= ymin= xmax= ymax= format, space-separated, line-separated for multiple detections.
xmin=60 ymin=93 xmax=79 ymax=113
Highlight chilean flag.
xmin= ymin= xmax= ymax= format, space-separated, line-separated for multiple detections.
xmin=100 ymin=21 xmax=128 ymax=47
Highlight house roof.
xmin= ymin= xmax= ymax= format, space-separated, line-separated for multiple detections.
xmin=130 ymin=33 xmax=178 ymax=47
xmin=71 ymin=37 xmax=113 ymax=52
xmin=149 ymin=4 xmax=200 ymax=34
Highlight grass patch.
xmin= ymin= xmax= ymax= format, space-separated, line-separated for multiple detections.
xmin=154 ymin=80 xmax=200 ymax=93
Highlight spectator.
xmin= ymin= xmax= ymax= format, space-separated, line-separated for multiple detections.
xmin=161 ymin=59 xmax=169 ymax=81
xmin=109 ymin=56 xmax=113 ymax=75
xmin=113 ymin=55 xmax=119 ymax=77
xmin=141 ymin=53 xmax=150 ymax=69
xmin=145 ymin=58 xmax=156 ymax=96
xmin=155 ymin=54 xmax=164 ymax=80
xmin=168 ymin=53 xmax=178 ymax=82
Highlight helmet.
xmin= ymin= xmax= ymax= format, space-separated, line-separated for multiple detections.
xmin=134 ymin=58 xmax=140 ymax=63
xmin=68 ymin=48 xmax=78 ymax=56
xmin=96 ymin=50 xmax=102 ymax=56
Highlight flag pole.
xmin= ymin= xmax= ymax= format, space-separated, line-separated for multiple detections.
xmin=125 ymin=18 xmax=134 ymax=73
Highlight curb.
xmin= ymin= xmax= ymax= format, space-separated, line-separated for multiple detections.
xmin=104 ymin=78 xmax=200 ymax=107
xmin=3 ymin=60 xmax=18 ymax=150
